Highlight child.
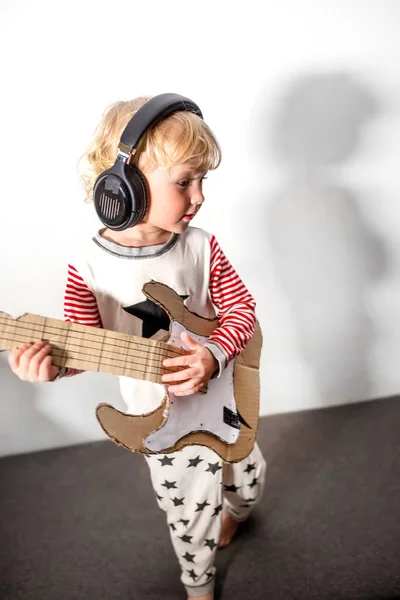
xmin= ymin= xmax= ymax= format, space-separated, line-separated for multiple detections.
xmin=8 ymin=94 xmax=266 ymax=600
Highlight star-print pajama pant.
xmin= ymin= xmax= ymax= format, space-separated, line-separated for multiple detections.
xmin=146 ymin=442 xmax=266 ymax=597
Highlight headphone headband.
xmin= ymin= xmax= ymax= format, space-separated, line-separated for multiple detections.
xmin=94 ymin=93 xmax=203 ymax=231
xmin=119 ymin=93 xmax=203 ymax=155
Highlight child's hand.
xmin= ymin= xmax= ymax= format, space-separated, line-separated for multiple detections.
xmin=8 ymin=342 xmax=60 ymax=382
xmin=162 ymin=331 xmax=218 ymax=396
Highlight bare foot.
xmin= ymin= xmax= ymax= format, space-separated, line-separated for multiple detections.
xmin=218 ymin=510 xmax=239 ymax=548
xmin=187 ymin=594 xmax=213 ymax=600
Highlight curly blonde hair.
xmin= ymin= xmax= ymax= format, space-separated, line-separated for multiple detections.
xmin=79 ymin=97 xmax=222 ymax=202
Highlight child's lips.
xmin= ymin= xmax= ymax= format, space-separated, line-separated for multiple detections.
xmin=183 ymin=213 xmax=196 ymax=221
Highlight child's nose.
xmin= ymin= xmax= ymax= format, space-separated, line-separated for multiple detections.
xmin=191 ymin=188 xmax=205 ymax=205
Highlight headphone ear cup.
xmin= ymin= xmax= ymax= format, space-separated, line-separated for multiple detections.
xmin=93 ymin=162 xmax=149 ymax=231
xmin=129 ymin=165 xmax=149 ymax=226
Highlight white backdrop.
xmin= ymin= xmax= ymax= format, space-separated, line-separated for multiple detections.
xmin=1 ymin=0 xmax=399 ymax=456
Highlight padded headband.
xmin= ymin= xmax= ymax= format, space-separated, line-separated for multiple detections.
xmin=119 ymin=93 xmax=203 ymax=153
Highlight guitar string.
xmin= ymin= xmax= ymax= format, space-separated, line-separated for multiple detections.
xmin=0 ymin=322 xmax=186 ymax=378
xmin=0 ymin=333 xmax=185 ymax=379
xmin=0 ymin=316 xmax=185 ymax=360
xmin=0 ymin=316 xmax=183 ymax=358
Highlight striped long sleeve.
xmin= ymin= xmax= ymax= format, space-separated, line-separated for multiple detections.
xmin=207 ymin=235 xmax=256 ymax=363
xmin=61 ymin=265 xmax=102 ymax=377
xmin=64 ymin=265 xmax=102 ymax=326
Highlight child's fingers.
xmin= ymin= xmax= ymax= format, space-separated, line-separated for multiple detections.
xmin=168 ymin=377 xmax=204 ymax=396
xmin=162 ymin=366 xmax=196 ymax=383
xmin=8 ymin=343 xmax=33 ymax=372
xmin=9 ymin=342 xmax=60 ymax=382
xmin=10 ymin=342 xmax=52 ymax=381
xmin=163 ymin=353 xmax=192 ymax=369
xmin=18 ymin=342 xmax=49 ymax=377
xmin=28 ymin=345 xmax=54 ymax=381
xmin=180 ymin=331 xmax=202 ymax=350
xmin=38 ymin=355 xmax=59 ymax=382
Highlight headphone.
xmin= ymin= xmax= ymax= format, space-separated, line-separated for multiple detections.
xmin=93 ymin=93 xmax=203 ymax=231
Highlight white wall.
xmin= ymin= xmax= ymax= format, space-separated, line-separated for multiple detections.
xmin=1 ymin=0 xmax=399 ymax=456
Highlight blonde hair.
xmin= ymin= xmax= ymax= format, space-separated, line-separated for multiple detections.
xmin=79 ymin=96 xmax=222 ymax=202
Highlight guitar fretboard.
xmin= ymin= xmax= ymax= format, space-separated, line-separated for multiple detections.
xmin=0 ymin=312 xmax=187 ymax=384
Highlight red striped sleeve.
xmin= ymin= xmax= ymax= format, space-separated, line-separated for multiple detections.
xmin=64 ymin=265 xmax=102 ymax=327
xmin=62 ymin=264 xmax=102 ymax=377
xmin=208 ymin=235 xmax=256 ymax=361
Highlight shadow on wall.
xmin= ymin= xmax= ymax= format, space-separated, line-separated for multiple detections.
xmin=0 ymin=353 xmax=71 ymax=456
xmin=266 ymin=72 xmax=388 ymax=406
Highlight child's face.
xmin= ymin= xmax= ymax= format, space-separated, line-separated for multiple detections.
xmin=143 ymin=160 xmax=207 ymax=234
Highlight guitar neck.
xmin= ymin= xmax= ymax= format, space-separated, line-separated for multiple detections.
xmin=0 ymin=312 xmax=186 ymax=384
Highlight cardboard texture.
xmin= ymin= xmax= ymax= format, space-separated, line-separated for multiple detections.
xmin=0 ymin=281 xmax=261 ymax=462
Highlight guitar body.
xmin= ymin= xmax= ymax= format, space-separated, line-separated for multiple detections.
xmin=0 ymin=282 xmax=262 ymax=463
xmin=96 ymin=282 xmax=262 ymax=463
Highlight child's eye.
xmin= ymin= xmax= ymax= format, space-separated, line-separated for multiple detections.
xmin=177 ymin=175 xmax=208 ymax=188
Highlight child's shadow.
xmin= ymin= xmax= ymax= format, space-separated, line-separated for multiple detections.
xmin=265 ymin=72 xmax=388 ymax=406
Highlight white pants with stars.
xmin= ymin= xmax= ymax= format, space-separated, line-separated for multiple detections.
xmin=145 ymin=442 xmax=266 ymax=598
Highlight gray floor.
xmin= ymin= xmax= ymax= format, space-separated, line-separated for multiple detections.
xmin=1 ymin=397 xmax=400 ymax=599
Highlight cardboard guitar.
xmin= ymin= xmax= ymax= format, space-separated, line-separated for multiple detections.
xmin=0 ymin=282 xmax=261 ymax=462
